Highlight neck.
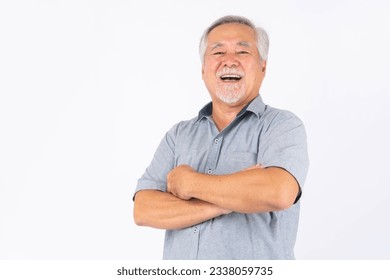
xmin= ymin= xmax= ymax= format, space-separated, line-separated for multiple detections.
xmin=210 ymin=94 xmax=258 ymax=131
xmin=211 ymin=102 xmax=247 ymax=131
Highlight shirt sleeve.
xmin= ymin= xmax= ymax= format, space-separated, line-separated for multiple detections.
xmin=133 ymin=123 xmax=178 ymax=198
xmin=258 ymin=110 xmax=309 ymax=192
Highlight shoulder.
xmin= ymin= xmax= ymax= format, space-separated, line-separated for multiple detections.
xmin=260 ymin=105 xmax=305 ymax=132
xmin=263 ymin=105 xmax=303 ymax=123
xmin=166 ymin=116 xmax=200 ymax=138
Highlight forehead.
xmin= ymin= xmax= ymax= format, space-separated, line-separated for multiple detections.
xmin=206 ymin=23 xmax=257 ymax=47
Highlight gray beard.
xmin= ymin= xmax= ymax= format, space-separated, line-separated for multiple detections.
xmin=215 ymin=83 xmax=246 ymax=104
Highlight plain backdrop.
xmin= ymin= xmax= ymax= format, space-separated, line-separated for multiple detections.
xmin=1 ymin=0 xmax=389 ymax=259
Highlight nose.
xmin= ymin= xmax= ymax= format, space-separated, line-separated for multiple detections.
xmin=222 ymin=53 xmax=239 ymax=67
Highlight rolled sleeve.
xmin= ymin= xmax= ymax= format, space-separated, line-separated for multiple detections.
xmin=134 ymin=124 xmax=177 ymax=198
xmin=258 ymin=111 xmax=309 ymax=190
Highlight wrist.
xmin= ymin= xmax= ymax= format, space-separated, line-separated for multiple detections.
xmin=188 ymin=171 xmax=208 ymax=200
xmin=185 ymin=170 xmax=198 ymax=198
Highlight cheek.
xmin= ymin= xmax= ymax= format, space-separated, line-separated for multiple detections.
xmin=202 ymin=68 xmax=216 ymax=88
xmin=204 ymin=58 xmax=221 ymax=71
xmin=203 ymin=66 xmax=218 ymax=81
xmin=247 ymin=64 xmax=263 ymax=79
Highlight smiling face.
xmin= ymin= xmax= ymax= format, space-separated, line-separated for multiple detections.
xmin=202 ymin=23 xmax=266 ymax=107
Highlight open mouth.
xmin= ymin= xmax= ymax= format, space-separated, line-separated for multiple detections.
xmin=220 ymin=74 xmax=242 ymax=82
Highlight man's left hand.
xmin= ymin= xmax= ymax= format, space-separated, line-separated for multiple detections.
xmin=167 ymin=165 xmax=196 ymax=200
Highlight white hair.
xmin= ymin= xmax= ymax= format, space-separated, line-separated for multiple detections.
xmin=199 ymin=15 xmax=269 ymax=64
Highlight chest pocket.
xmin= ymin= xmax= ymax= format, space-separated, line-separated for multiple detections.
xmin=218 ymin=151 xmax=258 ymax=174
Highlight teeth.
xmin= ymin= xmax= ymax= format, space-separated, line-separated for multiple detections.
xmin=221 ymin=74 xmax=241 ymax=78
xmin=220 ymin=74 xmax=242 ymax=81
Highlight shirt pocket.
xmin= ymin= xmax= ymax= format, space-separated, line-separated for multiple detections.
xmin=218 ymin=151 xmax=258 ymax=174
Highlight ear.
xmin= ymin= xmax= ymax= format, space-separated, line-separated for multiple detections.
xmin=261 ymin=60 xmax=267 ymax=75
xmin=201 ymin=64 xmax=205 ymax=80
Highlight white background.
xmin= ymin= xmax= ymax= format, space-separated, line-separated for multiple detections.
xmin=1 ymin=0 xmax=389 ymax=260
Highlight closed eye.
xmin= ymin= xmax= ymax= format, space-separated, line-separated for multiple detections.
xmin=237 ymin=51 xmax=249 ymax=54
xmin=212 ymin=52 xmax=225 ymax=55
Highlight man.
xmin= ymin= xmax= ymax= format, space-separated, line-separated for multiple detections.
xmin=133 ymin=15 xmax=309 ymax=260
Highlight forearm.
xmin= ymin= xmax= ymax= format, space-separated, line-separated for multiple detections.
xmin=133 ymin=190 xmax=229 ymax=230
xmin=187 ymin=167 xmax=299 ymax=213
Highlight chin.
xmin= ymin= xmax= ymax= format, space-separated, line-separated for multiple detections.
xmin=215 ymin=82 xmax=247 ymax=105
xmin=216 ymin=92 xmax=245 ymax=105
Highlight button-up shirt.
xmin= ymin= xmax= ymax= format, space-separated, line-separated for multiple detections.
xmin=135 ymin=95 xmax=309 ymax=259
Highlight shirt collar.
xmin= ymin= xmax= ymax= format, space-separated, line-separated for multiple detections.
xmin=196 ymin=95 xmax=266 ymax=121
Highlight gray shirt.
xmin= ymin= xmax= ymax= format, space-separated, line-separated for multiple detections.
xmin=135 ymin=95 xmax=309 ymax=259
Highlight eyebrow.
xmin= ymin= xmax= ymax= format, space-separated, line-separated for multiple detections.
xmin=237 ymin=41 xmax=251 ymax=47
xmin=210 ymin=42 xmax=224 ymax=50
xmin=210 ymin=41 xmax=252 ymax=50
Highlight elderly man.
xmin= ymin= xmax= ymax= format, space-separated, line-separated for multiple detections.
xmin=133 ymin=15 xmax=309 ymax=259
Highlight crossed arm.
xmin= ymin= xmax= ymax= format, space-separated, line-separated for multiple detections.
xmin=133 ymin=165 xmax=300 ymax=230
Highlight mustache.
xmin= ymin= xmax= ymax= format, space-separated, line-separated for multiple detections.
xmin=216 ymin=67 xmax=245 ymax=77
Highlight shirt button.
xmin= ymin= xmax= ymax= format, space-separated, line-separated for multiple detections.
xmin=214 ymin=138 xmax=219 ymax=144
xmin=193 ymin=227 xmax=198 ymax=233
xmin=207 ymin=169 xmax=212 ymax=174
